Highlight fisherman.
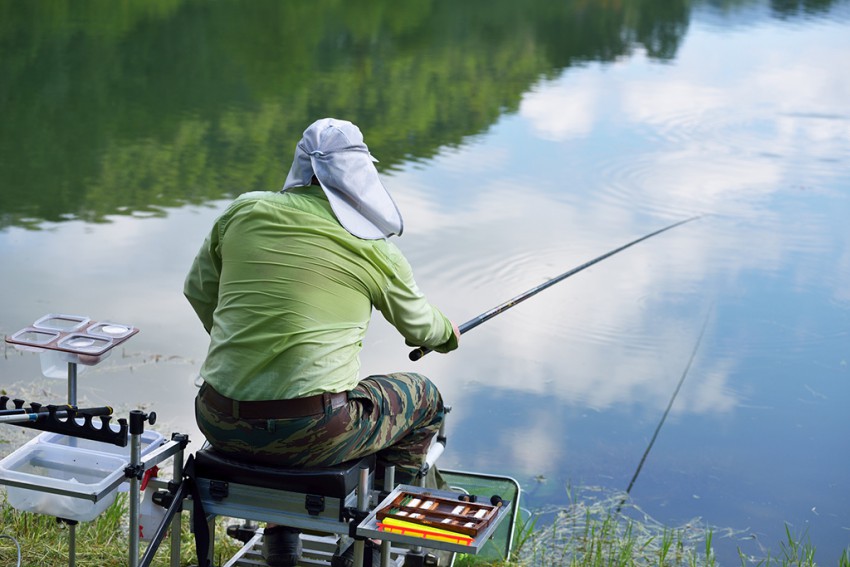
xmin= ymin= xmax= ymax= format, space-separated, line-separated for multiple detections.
xmin=184 ymin=118 xmax=459 ymax=566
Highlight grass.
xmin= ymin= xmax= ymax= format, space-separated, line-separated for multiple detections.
xmin=2 ymin=489 xmax=850 ymax=566
xmin=0 ymin=491 xmax=240 ymax=566
xmin=456 ymin=486 xmax=850 ymax=567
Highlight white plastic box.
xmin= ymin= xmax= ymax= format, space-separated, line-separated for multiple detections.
xmin=0 ymin=429 xmax=165 ymax=522
xmin=0 ymin=443 xmax=126 ymax=521
xmin=35 ymin=429 xmax=164 ymax=460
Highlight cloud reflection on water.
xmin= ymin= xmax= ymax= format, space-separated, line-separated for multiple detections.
xmin=360 ymin=18 xmax=850 ymax=494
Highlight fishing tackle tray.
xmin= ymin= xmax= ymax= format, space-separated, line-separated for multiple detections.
xmin=357 ymin=484 xmax=510 ymax=554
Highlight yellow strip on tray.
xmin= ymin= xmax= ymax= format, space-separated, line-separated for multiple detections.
xmin=378 ymin=517 xmax=473 ymax=546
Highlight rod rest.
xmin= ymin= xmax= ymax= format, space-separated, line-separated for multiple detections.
xmin=194 ymin=445 xmax=375 ymax=499
xmin=0 ymin=395 xmax=128 ymax=447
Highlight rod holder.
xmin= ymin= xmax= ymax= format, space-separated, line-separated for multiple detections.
xmin=0 ymin=396 xmax=127 ymax=447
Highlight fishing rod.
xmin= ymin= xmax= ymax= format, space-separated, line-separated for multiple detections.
xmin=0 ymin=405 xmax=113 ymax=425
xmin=409 ymin=215 xmax=702 ymax=361
xmin=614 ymin=310 xmax=712 ymax=514
xmin=0 ymin=402 xmax=75 ymax=418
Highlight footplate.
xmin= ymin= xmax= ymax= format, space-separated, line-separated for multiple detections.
xmin=222 ymin=529 xmax=406 ymax=567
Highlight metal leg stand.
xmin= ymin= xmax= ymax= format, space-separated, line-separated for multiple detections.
xmin=67 ymin=362 xmax=78 ymax=407
xmin=381 ymin=466 xmax=395 ymax=567
xmin=128 ymin=410 xmax=156 ymax=567
xmin=67 ymin=361 xmax=78 ymax=567
xmin=128 ymin=414 xmax=143 ymax=567
xmin=353 ymin=466 xmax=370 ymax=567
xmin=169 ymin=445 xmax=184 ymax=567
xmin=68 ymin=521 xmax=76 ymax=567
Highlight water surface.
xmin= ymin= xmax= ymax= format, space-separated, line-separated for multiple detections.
xmin=1 ymin=0 xmax=848 ymax=563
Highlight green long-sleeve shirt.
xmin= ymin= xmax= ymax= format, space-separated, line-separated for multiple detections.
xmin=184 ymin=187 xmax=457 ymax=401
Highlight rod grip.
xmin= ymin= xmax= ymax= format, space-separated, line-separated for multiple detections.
xmin=76 ymin=406 xmax=113 ymax=417
xmin=409 ymin=346 xmax=432 ymax=361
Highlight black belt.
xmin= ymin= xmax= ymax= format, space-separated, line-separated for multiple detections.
xmin=199 ymin=383 xmax=348 ymax=419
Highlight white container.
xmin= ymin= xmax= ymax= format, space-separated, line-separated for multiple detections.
xmin=0 ymin=443 xmax=127 ymax=522
xmin=32 ymin=314 xmax=90 ymax=333
xmin=39 ymin=349 xmax=97 ymax=379
xmin=8 ymin=327 xmax=60 ymax=351
xmin=138 ymin=483 xmax=167 ymax=541
xmin=0 ymin=429 xmax=166 ymax=521
xmin=87 ymin=322 xmax=134 ymax=340
xmin=56 ymin=333 xmax=113 ymax=355
xmin=36 ymin=429 xmax=165 ymax=462
xmin=35 ymin=428 xmax=165 ymax=493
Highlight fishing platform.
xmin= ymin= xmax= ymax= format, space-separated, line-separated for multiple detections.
xmin=1 ymin=313 xmax=520 ymax=567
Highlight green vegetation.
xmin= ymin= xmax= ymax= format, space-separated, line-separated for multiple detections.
xmin=0 ymin=491 xmax=239 ymax=567
xmin=2 ymin=490 xmax=848 ymax=566
xmin=3 ymin=0 xmax=843 ymax=229
xmin=0 ymin=0 xmax=698 ymax=228
xmin=456 ymin=485 xmax=850 ymax=567
xmin=503 ymin=510 xmax=837 ymax=567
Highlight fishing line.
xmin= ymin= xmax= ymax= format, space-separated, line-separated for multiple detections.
xmin=615 ymin=309 xmax=712 ymax=513
xmin=409 ymin=215 xmax=702 ymax=361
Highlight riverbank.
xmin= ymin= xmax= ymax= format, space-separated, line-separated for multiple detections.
xmin=1 ymin=490 xmax=847 ymax=566
xmin=1 ymin=385 xmax=846 ymax=565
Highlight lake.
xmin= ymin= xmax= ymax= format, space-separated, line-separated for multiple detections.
xmin=1 ymin=0 xmax=848 ymax=563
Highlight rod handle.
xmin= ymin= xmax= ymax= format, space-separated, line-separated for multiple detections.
xmin=409 ymin=346 xmax=430 ymax=361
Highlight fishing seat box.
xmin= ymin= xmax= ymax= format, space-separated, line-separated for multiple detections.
xmin=193 ymin=446 xmax=374 ymax=534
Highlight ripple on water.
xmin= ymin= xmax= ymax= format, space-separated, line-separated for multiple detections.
xmin=441 ymin=238 xmax=698 ymax=353
xmin=590 ymin=107 xmax=848 ymax=221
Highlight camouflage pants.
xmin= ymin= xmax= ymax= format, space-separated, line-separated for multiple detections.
xmin=195 ymin=372 xmax=444 ymax=483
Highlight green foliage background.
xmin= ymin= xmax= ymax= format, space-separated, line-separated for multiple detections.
xmin=0 ymin=0 xmax=838 ymax=228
